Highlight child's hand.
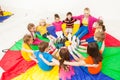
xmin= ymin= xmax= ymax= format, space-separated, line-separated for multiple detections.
xmin=93 ymin=64 xmax=99 ymax=68
xmin=98 ymin=16 xmax=103 ymax=20
xmin=35 ymin=59 xmax=38 ymax=63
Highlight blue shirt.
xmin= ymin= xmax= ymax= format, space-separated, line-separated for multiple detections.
xmin=34 ymin=51 xmax=53 ymax=71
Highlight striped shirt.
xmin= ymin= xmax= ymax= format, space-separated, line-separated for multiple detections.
xmin=63 ymin=18 xmax=76 ymax=28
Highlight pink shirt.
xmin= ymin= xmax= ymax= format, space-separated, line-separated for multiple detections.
xmin=73 ymin=15 xmax=98 ymax=33
xmin=52 ymin=21 xmax=63 ymax=32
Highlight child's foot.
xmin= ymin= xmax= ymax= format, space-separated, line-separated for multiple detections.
xmin=76 ymin=37 xmax=80 ymax=45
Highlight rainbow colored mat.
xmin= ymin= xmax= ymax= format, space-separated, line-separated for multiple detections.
xmin=0 ymin=32 xmax=120 ymax=80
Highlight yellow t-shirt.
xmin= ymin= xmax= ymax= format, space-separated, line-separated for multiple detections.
xmin=21 ymin=43 xmax=33 ymax=61
xmin=82 ymin=18 xmax=88 ymax=26
xmin=36 ymin=25 xmax=48 ymax=35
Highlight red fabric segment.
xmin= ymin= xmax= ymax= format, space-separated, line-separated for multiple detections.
xmin=105 ymin=33 xmax=120 ymax=47
xmin=0 ymin=50 xmax=36 ymax=80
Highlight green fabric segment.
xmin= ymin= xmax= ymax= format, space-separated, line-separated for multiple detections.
xmin=102 ymin=47 xmax=120 ymax=80
xmin=30 ymin=45 xmax=39 ymax=50
xmin=10 ymin=39 xmax=23 ymax=50
xmin=36 ymin=33 xmax=50 ymax=42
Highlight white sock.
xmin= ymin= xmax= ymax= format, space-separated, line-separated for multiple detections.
xmin=67 ymin=33 xmax=72 ymax=41
xmin=68 ymin=46 xmax=74 ymax=55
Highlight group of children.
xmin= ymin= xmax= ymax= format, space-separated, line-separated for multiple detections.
xmin=21 ymin=7 xmax=106 ymax=80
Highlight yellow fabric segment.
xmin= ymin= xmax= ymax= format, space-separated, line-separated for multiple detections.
xmin=21 ymin=43 xmax=33 ymax=61
xmin=12 ymin=64 xmax=59 ymax=80
xmin=82 ymin=18 xmax=88 ymax=26
xmin=3 ymin=11 xmax=12 ymax=16
xmin=62 ymin=24 xmax=80 ymax=35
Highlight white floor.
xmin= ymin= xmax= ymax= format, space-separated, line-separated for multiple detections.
xmin=0 ymin=0 xmax=120 ymax=78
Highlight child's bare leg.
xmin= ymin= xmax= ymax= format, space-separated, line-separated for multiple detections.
xmin=49 ymin=35 xmax=56 ymax=41
xmin=77 ymin=49 xmax=87 ymax=53
xmin=81 ymin=42 xmax=88 ymax=45
xmin=68 ymin=46 xmax=79 ymax=61
xmin=80 ymin=40 xmax=86 ymax=43
xmin=52 ymin=49 xmax=59 ymax=56
xmin=78 ymin=45 xmax=87 ymax=49
xmin=72 ymin=48 xmax=85 ymax=60
xmin=67 ymin=33 xmax=72 ymax=42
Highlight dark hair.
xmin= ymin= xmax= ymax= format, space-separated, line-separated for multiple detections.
xmin=27 ymin=23 xmax=35 ymax=31
xmin=54 ymin=14 xmax=60 ymax=18
xmin=59 ymin=48 xmax=70 ymax=71
xmin=67 ymin=12 xmax=72 ymax=16
xmin=94 ymin=31 xmax=105 ymax=42
xmin=38 ymin=41 xmax=49 ymax=52
xmin=97 ymin=20 xmax=104 ymax=25
xmin=87 ymin=42 xmax=103 ymax=64
xmin=101 ymin=24 xmax=106 ymax=32
xmin=23 ymin=34 xmax=32 ymax=43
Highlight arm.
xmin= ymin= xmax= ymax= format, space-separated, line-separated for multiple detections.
xmin=68 ymin=46 xmax=80 ymax=61
xmin=78 ymin=45 xmax=87 ymax=49
xmin=100 ymin=41 xmax=105 ymax=53
xmin=22 ymin=48 xmax=38 ymax=62
xmin=73 ymin=50 xmax=85 ymax=60
xmin=22 ymin=48 xmax=34 ymax=53
xmin=29 ymin=55 xmax=38 ymax=63
xmin=39 ymin=54 xmax=59 ymax=66
xmin=72 ymin=15 xmax=82 ymax=20
xmin=93 ymin=17 xmax=98 ymax=22
xmin=63 ymin=19 xmax=67 ymax=23
xmin=64 ymin=60 xmax=98 ymax=67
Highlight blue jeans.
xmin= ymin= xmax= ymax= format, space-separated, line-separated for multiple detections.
xmin=75 ymin=26 xmax=88 ymax=39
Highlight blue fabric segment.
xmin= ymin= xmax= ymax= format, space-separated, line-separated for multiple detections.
xmin=0 ymin=16 xmax=11 ymax=22
xmin=71 ymin=66 xmax=113 ymax=80
xmin=47 ymin=26 xmax=58 ymax=38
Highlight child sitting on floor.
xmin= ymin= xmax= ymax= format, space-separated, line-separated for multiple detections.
xmin=36 ymin=19 xmax=56 ymax=48
xmin=63 ymin=12 xmax=76 ymax=36
xmin=27 ymin=23 xmax=42 ymax=45
xmin=35 ymin=41 xmax=59 ymax=71
xmin=64 ymin=42 xmax=104 ymax=74
xmin=21 ymin=34 xmax=38 ymax=62
xmin=36 ymin=19 xmax=55 ymax=39
xmin=80 ymin=20 xmax=106 ymax=44
xmin=80 ymin=31 xmax=105 ymax=45
xmin=59 ymin=48 xmax=75 ymax=80
xmin=52 ymin=14 xmax=64 ymax=38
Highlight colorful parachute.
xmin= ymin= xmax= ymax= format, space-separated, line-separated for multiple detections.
xmin=0 ymin=24 xmax=120 ymax=80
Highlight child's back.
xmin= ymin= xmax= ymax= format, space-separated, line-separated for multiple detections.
xmin=34 ymin=51 xmax=53 ymax=71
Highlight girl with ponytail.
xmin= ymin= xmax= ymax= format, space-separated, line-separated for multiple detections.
xmin=59 ymin=48 xmax=75 ymax=80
